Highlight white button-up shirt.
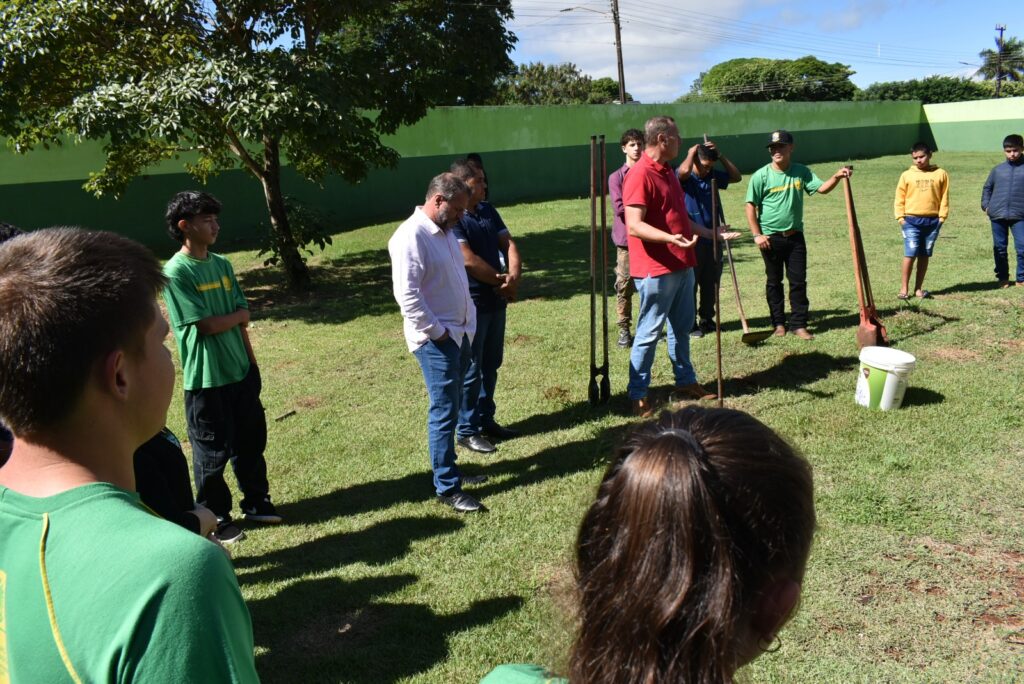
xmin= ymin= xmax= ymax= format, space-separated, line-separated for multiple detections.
xmin=389 ymin=207 xmax=476 ymax=352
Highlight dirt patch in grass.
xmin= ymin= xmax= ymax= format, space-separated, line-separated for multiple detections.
xmin=543 ymin=386 xmax=572 ymax=403
xmin=1000 ymin=339 xmax=1024 ymax=352
xmin=928 ymin=346 xmax=982 ymax=362
xmin=508 ymin=333 xmax=538 ymax=346
xmin=294 ymin=395 xmax=324 ymax=409
xmin=914 ymin=536 xmax=1024 ymax=636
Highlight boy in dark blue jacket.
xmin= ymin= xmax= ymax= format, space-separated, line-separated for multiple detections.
xmin=982 ymin=134 xmax=1024 ymax=287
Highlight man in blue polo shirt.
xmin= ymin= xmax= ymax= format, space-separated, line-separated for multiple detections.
xmin=677 ymin=140 xmax=742 ymax=337
xmin=449 ymin=158 xmax=523 ymax=453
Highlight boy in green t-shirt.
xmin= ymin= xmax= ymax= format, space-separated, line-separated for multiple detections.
xmin=0 ymin=228 xmax=258 ymax=683
xmin=162 ymin=191 xmax=282 ymax=544
xmin=745 ymin=129 xmax=852 ymax=340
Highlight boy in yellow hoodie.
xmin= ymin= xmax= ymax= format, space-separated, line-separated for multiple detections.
xmin=894 ymin=142 xmax=949 ymax=299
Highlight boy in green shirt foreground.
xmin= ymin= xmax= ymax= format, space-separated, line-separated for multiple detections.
xmin=162 ymin=191 xmax=282 ymax=544
xmin=0 ymin=227 xmax=259 ymax=683
xmin=745 ymin=129 xmax=852 ymax=340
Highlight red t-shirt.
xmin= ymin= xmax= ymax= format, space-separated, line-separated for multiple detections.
xmin=622 ymin=152 xmax=696 ymax=277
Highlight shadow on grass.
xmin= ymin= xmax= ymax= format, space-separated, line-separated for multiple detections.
xmin=239 ymin=249 xmax=394 ymax=325
xmin=721 ymin=351 xmax=860 ymax=400
xmin=236 ymin=225 xmax=622 ymax=324
xmin=901 ymin=386 xmax=945 ymax=407
xmin=929 ymin=279 xmax=1002 ymax=295
xmin=276 ymin=400 xmax=627 ymax=527
xmin=235 ymin=516 xmax=465 ymax=585
xmin=250 ymin=574 xmax=523 ymax=683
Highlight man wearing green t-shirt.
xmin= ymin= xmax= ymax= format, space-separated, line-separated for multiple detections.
xmin=162 ymin=191 xmax=282 ymax=544
xmin=745 ymin=130 xmax=852 ymax=340
xmin=0 ymin=228 xmax=259 ymax=683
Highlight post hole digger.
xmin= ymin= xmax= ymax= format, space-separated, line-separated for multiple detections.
xmin=588 ymin=135 xmax=611 ymax=405
xmin=843 ymin=172 xmax=889 ymax=349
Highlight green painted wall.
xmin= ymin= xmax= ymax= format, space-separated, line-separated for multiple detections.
xmin=0 ymin=100 xmax=928 ymax=248
xmin=923 ymin=97 xmax=1024 ymax=152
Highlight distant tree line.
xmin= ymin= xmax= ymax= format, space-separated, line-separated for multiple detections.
xmin=484 ymin=62 xmax=632 ymax=105
xmin=486 ymin=35 xmax=1022 ymax=107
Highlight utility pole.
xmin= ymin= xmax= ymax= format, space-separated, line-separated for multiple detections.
xmin=995 ymin=24 xmax=1006 ymax=97
xmin=560 ymin=4 xmax=628 ymax=103
xmin=610 ymin=0 xmax=627 ymax=103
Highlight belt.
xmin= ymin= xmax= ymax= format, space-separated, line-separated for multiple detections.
xmin=775 ymin=229 xmax=799 ymax=237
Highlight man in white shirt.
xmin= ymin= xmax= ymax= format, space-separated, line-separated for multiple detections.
xmin=389 ymin=173 xmax=488 ymax=513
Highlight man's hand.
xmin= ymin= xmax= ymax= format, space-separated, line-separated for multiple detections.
xmin=192 ymin=504 xmax=219 ymax=537
xmin=496 ymin=273 xmax=518 ymax=302
xmin=754 ymin=234 xmax=771 ymax=251
xmin=719 ymin=231 xmax=741 ymax=241
xmin=237 ymin=308 xmax=251 ymax=326
xmin=834 ymin=166 xmax=853 ymax=180
xmin=670 ymin=233 xmax=698 ymax=250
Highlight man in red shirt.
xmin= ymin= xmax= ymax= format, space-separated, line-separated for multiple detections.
xmin=623 ymin=116 xmax=738 ymax=416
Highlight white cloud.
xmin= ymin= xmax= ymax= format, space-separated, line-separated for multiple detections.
xmin=508 ymin=0 xmax=759 ymax=102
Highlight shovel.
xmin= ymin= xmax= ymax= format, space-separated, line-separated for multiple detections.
xmin=710 ymin=178 xmax=724 ymax=405
xmin=842 ymin=173 xmax=889 ymax=348
xmin=588 ymin=135 xmax=611 ymax=405
xmin=722 ymin=230 xmax=772 ymax=345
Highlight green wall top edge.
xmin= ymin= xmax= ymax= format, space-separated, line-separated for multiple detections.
xmin=923 ymin=97 xmax=1024 ymax=124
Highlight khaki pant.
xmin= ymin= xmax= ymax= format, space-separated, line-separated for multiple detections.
xmin=614 ymin=246 xmax=635 ymax=332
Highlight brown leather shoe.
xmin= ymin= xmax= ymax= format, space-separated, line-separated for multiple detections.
xmin=792 ymin=327 xmax=815 ymax=340
xmin=773 ymin=325 xmax=787 ymax=337
xmin=632 ymin=397 xmax=654 ymax=418
xmin=674 ymin=383 xmax=717 ymax=401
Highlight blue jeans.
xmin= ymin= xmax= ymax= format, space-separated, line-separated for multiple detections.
xmin=413 ymin=334 xmax=472 ymax=496
xmin=457 ymin=307 xmax=506 ymax=438
xmin=901 ymin=216 xmax=941 ymax=257
xmin=628 ymin=269 xmax=697 ymax=400
xmin=991 ymin=219 xmax=1024 ymax=282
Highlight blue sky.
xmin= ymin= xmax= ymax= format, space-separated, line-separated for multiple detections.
xmin=506 ymin=0 xmax=1019 ymax=102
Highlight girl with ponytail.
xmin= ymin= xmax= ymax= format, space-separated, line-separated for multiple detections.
xmin=483 ymin=406 xmax=815 ymax=684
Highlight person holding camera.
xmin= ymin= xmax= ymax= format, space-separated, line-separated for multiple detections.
xmin=677 ymin=141 xmax=742 ymax=338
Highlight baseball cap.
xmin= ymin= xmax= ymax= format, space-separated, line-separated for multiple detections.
xmin=767 ymin=130 xmax=794 ymax=147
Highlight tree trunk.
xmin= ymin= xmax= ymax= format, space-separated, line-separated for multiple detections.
xmin=261 ymin=135 xmax=311 ymax=290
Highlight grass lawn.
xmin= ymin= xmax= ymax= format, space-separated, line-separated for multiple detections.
xmin=167 ymin=150 xmax=1024 ymax=683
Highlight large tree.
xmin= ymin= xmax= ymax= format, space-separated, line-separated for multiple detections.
xmin=976 ymin=36 xmax=1024 ymax=89
xmin=488 ymin=62 xmax=592 ymax=105
xmin=687 ymin=56 xmax=856 ymax=102
xmin=0 ymin=0 xmax=516 ymax=289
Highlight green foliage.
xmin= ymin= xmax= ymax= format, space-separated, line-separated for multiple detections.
xmin=258 ymin=196 xmax=333 ymax=268
xmin=976 ymin=36 xmax=1024 ymax=84
xmin=587 ymin=77 xmax=631 ymax=104
xmin=488 ymin=62 xmax=630 ymax=105
xmin=690 ymin=55 xmax=857 ymax=102
xmin=0 ymin=0 xmax=516 ymax=288
xmin=856 ymin=76 xmax=991 ymax=104
xmin=489 ymin=62 xmax=592 ymax=105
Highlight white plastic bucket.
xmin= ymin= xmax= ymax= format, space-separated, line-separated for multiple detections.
xmin=855 ymin=346 xmax=917 ymax=410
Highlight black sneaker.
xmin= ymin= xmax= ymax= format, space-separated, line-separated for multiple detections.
xmin=462 ymin=474 xmax=489 ymax=486
xmin=214 ymin=520 xmax=246 ymax=544
xmin=482 ymin=422 xmax=520 ymax=440
xmin=689 ymin=326 xmax=704 ymax=338
xmin=437 ymin=491 xmax=486 ymax=513
xmin=699 ymin=320 xmax=715 ymax=335
xmin=617 ymin=329 xmax=633 ymax=348
xmin=242 ymin=497 xmax=283 ymax=523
